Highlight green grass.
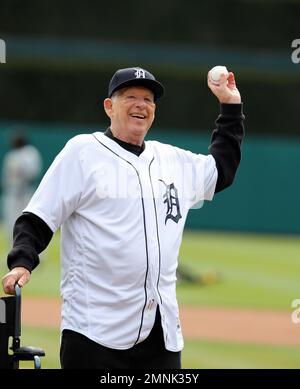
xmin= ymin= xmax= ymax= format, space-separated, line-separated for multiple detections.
xmin=182 ymin=339 xmax=300 ymax=369
xmin=177 ymin=231 xmax=300 ymax=310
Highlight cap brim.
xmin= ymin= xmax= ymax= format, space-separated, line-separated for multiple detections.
xmin=109 ymin=79 xmax=164 ymax=100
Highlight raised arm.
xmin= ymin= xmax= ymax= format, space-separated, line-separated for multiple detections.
xmin=207 ymin=71 xmax=245 ymax=192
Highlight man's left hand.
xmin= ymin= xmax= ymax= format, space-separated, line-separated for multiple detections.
xmin=207 ymin=71 xmax=241 ymax=104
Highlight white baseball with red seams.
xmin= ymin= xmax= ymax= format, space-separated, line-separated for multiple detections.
xmin=209 ymin=66 xmax=229 ymax=85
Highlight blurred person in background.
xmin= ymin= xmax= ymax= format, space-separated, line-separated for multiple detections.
xmin=177 ymin=263 xmax=221 ymax=285
xmin=1 ymin=132 xmax=42 ymax=243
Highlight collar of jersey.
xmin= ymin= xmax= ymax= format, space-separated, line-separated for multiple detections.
xmin=93 ymin=131 xmax=154 ymax=166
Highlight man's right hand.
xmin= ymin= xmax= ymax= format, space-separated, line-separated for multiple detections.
xmin=2 ymin=267 xmax=31 ymax=295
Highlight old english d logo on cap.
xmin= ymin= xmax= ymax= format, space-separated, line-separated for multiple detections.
xmin=134 ymin=68 xmax=146 ymax=79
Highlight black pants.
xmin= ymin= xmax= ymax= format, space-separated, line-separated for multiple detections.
xmin=60 ymin=308 xmax=181 ymax=369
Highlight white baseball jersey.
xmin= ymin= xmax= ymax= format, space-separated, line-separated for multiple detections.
xmin=24 ymin=132 xmax=217 ymax=351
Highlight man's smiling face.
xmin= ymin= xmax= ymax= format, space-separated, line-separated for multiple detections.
xmin=104 ymin=86 xmax=156 ymax=145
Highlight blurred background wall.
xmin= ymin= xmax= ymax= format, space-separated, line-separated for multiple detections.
xmin=0 ymin=0 xmax=299 ymax=233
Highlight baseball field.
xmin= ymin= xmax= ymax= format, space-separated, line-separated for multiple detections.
xmin=1 ymin=226 xmax=300 ymax=369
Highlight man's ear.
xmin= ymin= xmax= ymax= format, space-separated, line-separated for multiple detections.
xmin=103 ymin=98 xmax=113 ymax=118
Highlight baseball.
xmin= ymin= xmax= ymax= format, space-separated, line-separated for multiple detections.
xmin=209 ymin=65 xmax=229 ymax=85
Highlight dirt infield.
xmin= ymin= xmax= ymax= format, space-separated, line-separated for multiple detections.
xmin=22 ymin=297 xmax=300 ymax=346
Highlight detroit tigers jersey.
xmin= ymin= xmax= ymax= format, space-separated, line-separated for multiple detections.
xmin=24 ymin=131 xmax=217 ymax=351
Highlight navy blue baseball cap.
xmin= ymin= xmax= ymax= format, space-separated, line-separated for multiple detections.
xmin=108 ymin=67 xmax=164 ymax=101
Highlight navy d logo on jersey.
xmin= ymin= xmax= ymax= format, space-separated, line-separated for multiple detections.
xmin=159 ymin=179 xmax=182 ymax=224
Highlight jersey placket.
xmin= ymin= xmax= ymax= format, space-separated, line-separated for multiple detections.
xmin=135 ymin=157 xmax=162 ymax=343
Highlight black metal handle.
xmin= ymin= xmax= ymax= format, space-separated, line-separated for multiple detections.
xmin=14 ymin=283 xmax=21 ymax=338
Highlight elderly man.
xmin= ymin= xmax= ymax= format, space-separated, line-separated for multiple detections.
xmin=2 ymin=67 xmax=244 ymax=369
